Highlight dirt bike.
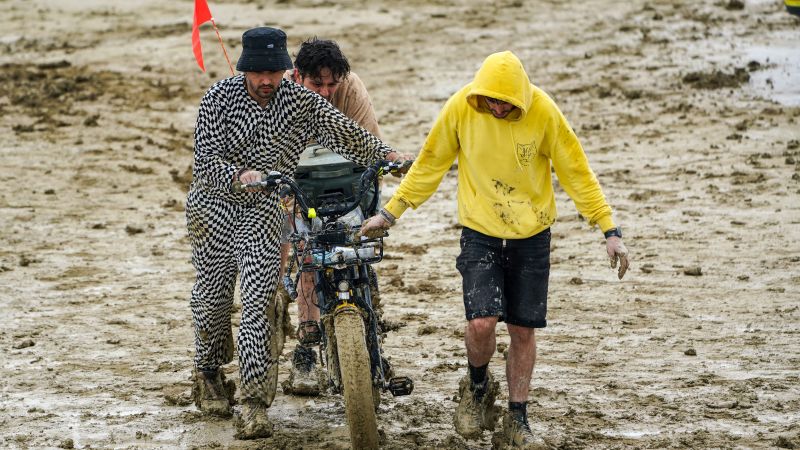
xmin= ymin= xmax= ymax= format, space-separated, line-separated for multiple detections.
xmin=237 ymin=159 xmax=413 ymax=450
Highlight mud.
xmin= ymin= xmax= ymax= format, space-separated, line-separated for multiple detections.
xmin=1 ymin=0 xmax=799 ymax=449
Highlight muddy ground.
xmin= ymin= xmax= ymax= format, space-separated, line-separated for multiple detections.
xmin=1 ymin=0 xmax=799 ymax=449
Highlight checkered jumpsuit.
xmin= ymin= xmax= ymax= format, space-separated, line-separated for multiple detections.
xmin=186 ymin=75 xmax=392 ymax=404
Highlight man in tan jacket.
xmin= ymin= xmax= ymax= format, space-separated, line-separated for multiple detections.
xmin=279 ymin=38 xmax=383 ymax=395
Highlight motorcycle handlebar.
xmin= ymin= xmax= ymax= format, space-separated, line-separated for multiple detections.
xmin=232 ymin=170 xmax=282 ymax=193
xmin=232 ymin=160 xmax=410 ymax=221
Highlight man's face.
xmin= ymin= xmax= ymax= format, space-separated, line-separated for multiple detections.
xmin=244 ymin=70 xmax=285 ymax=104
xmin=484 ymin=96 xmax=516 ymax=119
xmin=297 ymin=67 xmax=341 ymax=101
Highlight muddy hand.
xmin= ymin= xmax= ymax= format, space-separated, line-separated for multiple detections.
xmin=606 ymin=237 xmax=629 ymax=280
xmin=233 ymin=169 xmax=265 ymax=193
xmin=359 ymin=214 xmax=391 ymax=239
xmin=398 ymin=158 xmax=414 ymax=174
xmin=390 ymin=152 xmax=415 ymax=177
xmin=241 ymin=170 xmax=264 ymax=192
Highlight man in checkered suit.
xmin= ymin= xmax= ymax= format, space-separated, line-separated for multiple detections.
xmin=186 ymin=26 xmax=405 ymax=439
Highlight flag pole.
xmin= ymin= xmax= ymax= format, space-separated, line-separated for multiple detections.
xmin=210 ymin=18 xmax=234 ymax=75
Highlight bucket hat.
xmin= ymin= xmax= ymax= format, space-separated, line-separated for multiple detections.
xmin=236 ymin=27 xmax=293 ymax=72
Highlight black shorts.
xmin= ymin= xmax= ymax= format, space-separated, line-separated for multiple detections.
xmin=455 ymin=226 xmax=550 ymax=328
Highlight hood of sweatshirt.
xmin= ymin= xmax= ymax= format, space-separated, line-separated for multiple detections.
xmin=466 ymin=51 xmax=533 ymax=121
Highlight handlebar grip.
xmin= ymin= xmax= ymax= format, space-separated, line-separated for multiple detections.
xmin=232 ymin=179 xmax=277 ymax=193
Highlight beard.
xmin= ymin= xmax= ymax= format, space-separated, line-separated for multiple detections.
xmin=246 ymin=78 xmax=277 ymax=103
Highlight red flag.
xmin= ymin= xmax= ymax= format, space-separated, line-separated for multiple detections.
xmin=192 ymin=0 xmax=213 ymax=72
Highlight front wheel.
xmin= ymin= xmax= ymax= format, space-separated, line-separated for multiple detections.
xmin=334 ymin=307 xmax=379 ymax=450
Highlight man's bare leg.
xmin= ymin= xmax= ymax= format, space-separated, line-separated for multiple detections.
xmin=279 ymin=243 xmax=291 ymax=277
xmin=506 ymin=324 xmax=536 ymax=402
xmin=498 ymin=325 xmax=546 ymax=448
xmin=296 ymin=271 xmax=319 ymax=332
xmin=465 ymin=316 xmax=498 ymax=366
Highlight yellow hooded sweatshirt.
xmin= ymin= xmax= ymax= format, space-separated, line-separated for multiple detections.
xmin=384 ymin=51 xmax=616 ymax=239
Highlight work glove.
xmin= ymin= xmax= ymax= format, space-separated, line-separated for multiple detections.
xmin=359 ymin=212 xmax=392 ymax=239
xmin=606 ymin=236 xmax=630 ymax=280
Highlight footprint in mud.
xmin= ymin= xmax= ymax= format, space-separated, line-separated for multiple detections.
xmin=169 ymin=165 xmax=193 ymax=190
xmin=390 ymin=243 xmax=429 ymax=255
xmin=385 ymin=275 xmax=405 ymax=289
xmin=12 ymin=339 xmax=35 ymax=349
xmin=19 ymin=254 xmax=41 ymax=267
xmin=417 ymin=325 xmax=438 ymax=336
xmin=162 ymin=385 xmax=193 ymax=407
xmin=628 ymin=189 xmax=660 ymax=201
xmin=125 ymin=224 xmax=145 ymax=235
xmin=683 ymin=266 xmax=702 ymax=276
xmin=380 ymin=319 xmax=406 ymax=332
xmin=417 ymin=281 xmax=448 ymax=294
xmin=161 ymin=199 xmax=185 ymax=212
xmin=682 ymin=68 xmax=750 ymax=89
xmin=119 ymin=164 xmax=154 ymax=175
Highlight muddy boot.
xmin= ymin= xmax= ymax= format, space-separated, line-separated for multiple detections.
xmin=192 ymin=368 xmax=233 ymax=417
xmin=234 ymin=398 xmax=273 ymax=440
xmin=285 ymin=344 xmax=321 ymax=396
xmin=492 ymin=412 xmax=548 ymax=450
xmin=454 ymin=372 xmax=500 ymax=438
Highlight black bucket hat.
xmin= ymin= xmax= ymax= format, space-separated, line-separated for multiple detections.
xmin=236 ymin=27 xmax=293 ymax=72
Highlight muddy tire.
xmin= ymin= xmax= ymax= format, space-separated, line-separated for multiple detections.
xmin=367 ymin=266 xmax=382 ymax=320
xmin=334 ymin=308 xmax=379 ymax=450
xmin=265 ymin=285 xmax=291 ymax=406
xmin=222 ymin=324 xmax=235 ymax=364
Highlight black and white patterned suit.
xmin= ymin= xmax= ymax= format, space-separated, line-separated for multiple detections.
xmin=186 ymin=75 xmax=392 ymax=403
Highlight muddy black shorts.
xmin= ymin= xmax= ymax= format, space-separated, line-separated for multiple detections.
xmin=455 ymin=226 xmax=550 ymax=328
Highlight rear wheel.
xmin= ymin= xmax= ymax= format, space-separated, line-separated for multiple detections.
xmin=334 ymin=308 xmax=379 ymax=450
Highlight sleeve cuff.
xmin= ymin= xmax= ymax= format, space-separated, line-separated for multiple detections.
xmin=596 ymin=216 xmax=616 ymax=234
xmin=384 ymin=197 xmax=411 ymax=219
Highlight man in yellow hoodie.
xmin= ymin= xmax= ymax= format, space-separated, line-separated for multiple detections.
xmin=361 ymin=51 xmax=629 ymax=447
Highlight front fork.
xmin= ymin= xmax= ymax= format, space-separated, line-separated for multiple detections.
xmin=287 ymin=263 xmax=414 ymax=397
xmin=317 ymin=265 xmax=385 ymax=383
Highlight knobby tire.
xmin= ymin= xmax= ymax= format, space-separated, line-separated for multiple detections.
xmin=334 ymin=308 xmax=379 ymax=450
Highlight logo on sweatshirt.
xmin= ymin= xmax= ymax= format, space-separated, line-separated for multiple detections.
xmin=516 ymin=140 xmax=537 ymax=166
